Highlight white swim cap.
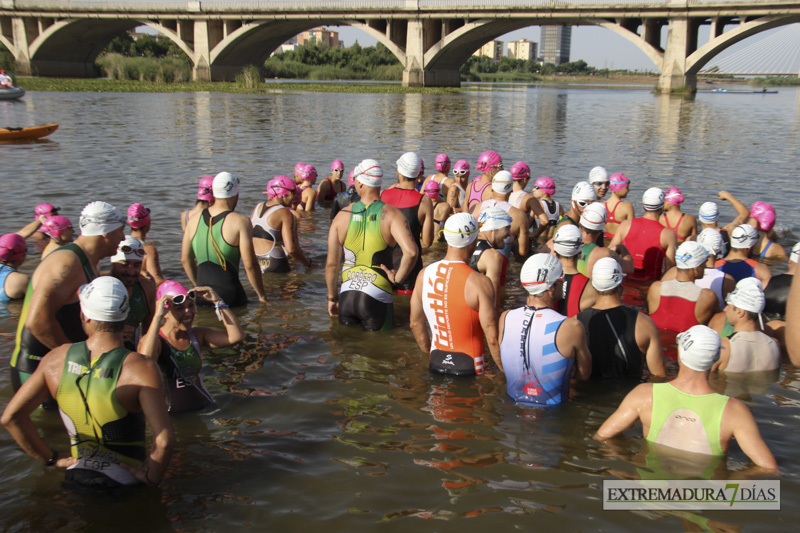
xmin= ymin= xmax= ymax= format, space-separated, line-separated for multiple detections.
xmin=677 ymin=325 xmax=721 ymax=372
xmin=588 ymin=166 xmax=608 ymax=184
xmin=730 ymin=224 xmax=758 ymax=249
xmin=726 ymin=278 xmax=765 ymax=314
xmin=642 ymin=187 xmax=665 ymax=211
xmin=79 ymin=201 xmax=125 ymax=237
xmin=396 ymin=152 xmax=421 ymax=179
xmin=79 ymin=276 xmax=129 ymax=322
xmin=698 ymin=201 xmax=720 ymax=223
xmin=520 ymin=253 xmax=563 ymax=295
xmin=491 ymin=170 xmax=514 ymax=194
xmin=443 ymin=213 xmax=479 ymax=248
xmin=580 ymin=202 xmax=607 ymax=231
xmin=571 ymin=181 xmax=596 ymax=203
xmin=791 ymin=242 xmax=800 ymax=264
xmin=212 ymin=172 xmax=239 ymax=198
xmin=697 ymin=228 xmax=726 ymax=256
xmin=111 ymin=235 xmax=145 ymax=264
xmin=353 ymin=159 xmax=383 ymax=188
xmin=675 ymin=241 xmax=708 ymax=269
xmin=477 ymin=206 xmax=512 ymax=232
xmin=591 ymin=257 xmax=625 ymax=291
xmin=553 ymin=224 xmax=582 ymax=257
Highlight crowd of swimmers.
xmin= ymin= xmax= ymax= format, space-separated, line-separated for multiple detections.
xmin=1 ymin=150 xmax=795 ymax=490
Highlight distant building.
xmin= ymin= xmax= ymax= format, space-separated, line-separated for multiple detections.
xmin=271 ymin=44 xmax=297 ymax=57
xmin=297 ymin=27 xmax=342 ymax=48
xmin=507 ymin=39 xmax=537 ymax=61
xmin=540 ymin=26 xmax=572 ymax=65
xmin=473 ymin=40 xmax=503 ymax=62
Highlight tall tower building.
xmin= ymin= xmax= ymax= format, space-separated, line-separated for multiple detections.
xmin=540 ymin=26 xmax=572 ymax=65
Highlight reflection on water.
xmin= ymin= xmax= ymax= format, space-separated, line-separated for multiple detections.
xmin=1 ymin=86 xmax=799 ymax=530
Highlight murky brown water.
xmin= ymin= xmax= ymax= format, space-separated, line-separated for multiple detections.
xmin=1 ymin=84 xmax=799 ymax=531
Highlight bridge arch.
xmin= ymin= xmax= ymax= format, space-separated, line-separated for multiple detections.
xmin=686 ymin=15 xmax=800 ymax=75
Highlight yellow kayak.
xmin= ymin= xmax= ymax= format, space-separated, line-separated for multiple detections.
xmin=0 ymin=124 xmax=59 ymax=140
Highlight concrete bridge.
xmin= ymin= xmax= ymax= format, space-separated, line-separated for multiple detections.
xmin=1 ymin=1 xmax=799 ymax=93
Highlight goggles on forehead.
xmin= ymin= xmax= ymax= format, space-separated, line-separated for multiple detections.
xmin=120 ymin=244 xmax=145 ymax=257
xmin=170 ymin=291 xmax=196 ymax=306
xmin=576 ymin=200 xmax=590 ymax=208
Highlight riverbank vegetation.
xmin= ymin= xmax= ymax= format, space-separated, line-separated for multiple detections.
xmin=750 ymin=76 xmax=800 ymax=86
xmin=264 ymin=42 xmax=403 ymax=80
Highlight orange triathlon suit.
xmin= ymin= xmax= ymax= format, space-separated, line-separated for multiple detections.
xmin=422 ymin=260 xmax=485 ymax=376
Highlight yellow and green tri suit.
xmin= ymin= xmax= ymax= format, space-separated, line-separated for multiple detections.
xmin=10 ymin=242 xmax=94 ymax=392
xmin=338 ymin=200 xmax=394 ymax=331
xmin=57 ymin=342 xmax=145 ymax=487
xmin=646 ymin=383 xmax=729 ymax=456
xmin=191 ymin=209 xmax=247 ymax=306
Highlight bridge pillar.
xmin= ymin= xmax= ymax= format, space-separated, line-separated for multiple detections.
xmin=658 ymin=17 xmax=697 ymax=94
xmin=11 ymin=17 xmax=32 ymax=76
xmin=192 ymin=20 xmax=212 ymax=82
xmin=402 ymin=19 xmax=460 ymax=88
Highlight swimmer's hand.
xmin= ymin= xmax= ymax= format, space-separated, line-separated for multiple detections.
xmin=327 ymin=299 xmax=338 ymax=317
xmin=192 ymin=286 xmax=221 ymax=305
xmin=379 ymin=264 xmax=400 ymax=286
xmin=53 ymin=453 xmax=78 ymax=469
xmin=121 ymin=460 xmax=161 ymax=488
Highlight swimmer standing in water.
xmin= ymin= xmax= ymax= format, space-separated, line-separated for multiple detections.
xmin=251 ymin=175 xmax=313 ymax=272
xmin=317 ymin=160 xmax=347 ymax=208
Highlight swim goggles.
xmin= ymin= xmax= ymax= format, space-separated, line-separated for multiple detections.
xmin=169 ymin=291 xmax=196 ymax=306
xmin=120 ymin=244 xmax=145 ymax=257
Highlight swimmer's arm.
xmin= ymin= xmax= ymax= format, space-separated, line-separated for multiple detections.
xmin=239 ymin=222 xmax=267 ymax=303
xmin=755 ymin=263 xmax=772 ymax=289
xmin=662 ymin=229 xmax=677 ymax=271
xmin=635 ymin=312 xmax=666 ymax=377
xmin=27 ymin=256 xmax=78 ymax=349
xmin=696 ymin=289 xmax=720 ymax=325
xmin=594 ymin=384 xmax=651 ymax=441
xmin=712 ymin=338 xmax=731 ymax=372
xmin=192 ymin=287 xmax=245 ymax=348
xmin=474 ymin=275 xmax=502 ymax=372
xmin=181 ymin=217 xmax=199 ymax=287
xmin=564 ymin=318 xmax=591 ymax=381
xmin=718 ymin=191 xmax=750 ymax=232
xmin=389 ymin=212 xmax=419 ymax=286
xmin=645 ymin=281 xmax=661 ymax=314
xmin=409 ymin=271 xmax=430 ymax=353
xmin=281 ymin=211 xmax=311 ymax=267
xmin=725 ymin=399 xmax=778 ymax=473
xmin=123 ymin=358 xmax=174 ymax=486
xmin=420 ymin=197 xmax=434 ymax=248
xmin=516 ymin=212 xmax=530 ymax=257
xmin=1 ymin=346 xmax=76 ymax=468
xmin=608 ymin=220 xmax=629 ymax=249
xmin=142 ymin=244 xmax=166 ymax=287
xmin=787 ymin=272 xmax=800 ymax=365
xmin=137 ymin=296 xmax=169 ymax=359
xmin=325 ymin=216 xmax=346 ymax=317
xmin=15 ymin=217 xmax=44 ymax=239
xmin=610 ymin=244 xmax=634 ymax=274
xmin=446 ymin=185 xmax=459 ymax=211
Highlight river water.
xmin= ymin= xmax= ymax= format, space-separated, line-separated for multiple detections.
xmin=1 ymin=83 xmax=799 ymax=531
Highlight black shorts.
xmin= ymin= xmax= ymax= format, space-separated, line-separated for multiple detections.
xmin=338 ymin=291 xmax=392 ymax=332
xmin=429 ymin=349 xmax=478 ymax=376
xmin=197 ymin=262 xmax=248 ymax=307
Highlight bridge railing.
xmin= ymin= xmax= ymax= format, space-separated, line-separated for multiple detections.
xmin=4 ymin=0 xmax=783 ymax=13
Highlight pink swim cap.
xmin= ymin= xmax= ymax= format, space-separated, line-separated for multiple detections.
xmin=453 ymin=160 xmax=470 ymax=179
xmin=476 ymin=151 xmax=502 ymax=172
xmin=534 ymin=177 xmax=555 ymax=195
xmin=435 ymin=153 xmax=451 ymax=172
xmin=418 ymin=158 xmax=425 ymax=176
xmin=156 ymin=279 xmax=189 ymax=301
xmin=665 ymin=187 xmax=685 ymax=205
xmin=510 ymin=161 xmax=531 ymax=181
xmin=0 ymin=233 xmax=26 ymax=262
xmin=40 ymin=215 xmax=73 ymax=239
xmin=197 ymin=176 xmax=214 ymax=202
xmin=300 ymin=164 xmax=317 ymax=183
xmin=266 ymin=175 xmax=296 ymax=200
xmin=608 ymin=173 xmax=629 ymax=192
xmin=34 ymin=203 xmax=59 ymax=218
xmin=294 ymin=162 xmax=305 ymax=177
xmin=331 ymin=159 xmax=344 ymax=171
xmin=127 ymin=203 xmax=151 ymax=229
xmin=424 ymin=180 xmax=441 ymax=199
xmin=750 ymin=201 xmax=776 ymax=232
xmin=348 ymin=169 xmax=355 ymax=187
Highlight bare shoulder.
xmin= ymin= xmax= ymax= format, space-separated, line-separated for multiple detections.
xmin=120 ymin=351 xmax=161 ymax=383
